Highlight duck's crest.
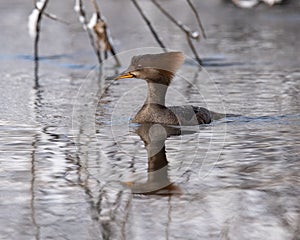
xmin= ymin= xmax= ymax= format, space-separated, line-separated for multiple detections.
xmin=130 ymin=52 xmax=185 ymax=74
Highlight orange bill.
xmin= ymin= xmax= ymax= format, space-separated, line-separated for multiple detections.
xmin=114 ymin=72 xmax=134 ymax=80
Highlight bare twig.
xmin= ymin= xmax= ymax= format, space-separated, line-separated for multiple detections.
xmin=33 ymin=0 xmax=49 ymax=61
xmin=151 ymin=0 xmax=202 ymax=65
xmin=186 ymin=0 xmax=206 ymax=39
xmin=186 ymin=33 xmax=202 ymax=65
xmin=43 ymin=11 xmax=70 ymax=24
xmin=74 ymin=0 xmax=102 ymax=63
xmin=151 ymin=0 xmax=200 ymax=40
xmin=131 ymin=0 xmax=167 ymax=50
xmin=90 ymin=0 xmax=101 ymax=18
xmin=89 ymin=0 xmax=120 ymax=66
xmin=31 ymin=0 xmax=49 ymax=86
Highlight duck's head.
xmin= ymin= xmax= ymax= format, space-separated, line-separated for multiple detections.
xmin=114 ymin=52 xmax=185 ymax=86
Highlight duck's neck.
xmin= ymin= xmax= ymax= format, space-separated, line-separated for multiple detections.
xmin=145 ymin=82 xmax=168 ymax=106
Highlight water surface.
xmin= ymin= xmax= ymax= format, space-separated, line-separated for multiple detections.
xmin=0 ymin=0 xmax=299 ymax=239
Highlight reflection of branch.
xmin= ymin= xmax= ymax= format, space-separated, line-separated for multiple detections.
xmin=131 ymin=0 xmax=166 ymax=50
xmin=186 ymin=0 xmax=206 ymax=39
xmin=74 ymin=0 xmax=102 ymax=63
xmin=151 ymin=0 xmax=202 ymax=65
xmin=30 ymin=133 xmax=41 ymax=240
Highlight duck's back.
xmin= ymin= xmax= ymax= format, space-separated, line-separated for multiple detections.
xmin=132 ymin=104 xmax=211 ymax=125
xmin=168 ymin=105 xmax=211 ymax=125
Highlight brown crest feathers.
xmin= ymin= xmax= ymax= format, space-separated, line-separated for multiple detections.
xmin=130 ymin=52 xmax=185 ymax=73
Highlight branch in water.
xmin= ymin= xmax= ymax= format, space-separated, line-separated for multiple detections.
xmin=186 ymin=0 xmax=206 ymax=39
xmin=28 ymin=0 xmax=49 ymax=85
xmin=130 ymin=0 xmax=166 ymax=50
xmin=151 ymin=0 xmax=200 ymax=40
xmin=74 ymin=0 xmax=102 ymax=64
xmin=186 ymin=33 xmax=202 ymax=65
xmin=89 ymin=0 xmax=120 ymax=66
xmin=90 ymin=0 xmax=101 ymax=18
xmin=151 ymin=0 xmax=203 ymax=64
xmin=28 ymin=0 xmax=49 ymax=60
xmin=43 ymin=11 xmax=70 ymax=25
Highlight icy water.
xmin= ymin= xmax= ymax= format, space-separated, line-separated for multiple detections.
xmin=1 ymin=0 xmax=300 ymax=240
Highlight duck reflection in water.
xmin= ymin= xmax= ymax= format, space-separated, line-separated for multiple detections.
xmin=124 ymin=123 xmax=185 ymax=195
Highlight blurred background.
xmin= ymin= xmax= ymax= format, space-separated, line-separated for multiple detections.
xmin=0 ymin=1 xmax=299 ymax=240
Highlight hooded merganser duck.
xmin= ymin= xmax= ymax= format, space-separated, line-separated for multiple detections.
xmin=114 ymin=52 xmax=227 ymax=125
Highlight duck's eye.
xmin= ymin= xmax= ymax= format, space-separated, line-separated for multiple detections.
xmin=131 ymin=72 xmax=137 ymax=78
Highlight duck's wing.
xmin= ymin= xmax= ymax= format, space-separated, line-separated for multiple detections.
xmin=168 ymin=105 xmax=241 ymax=125
xmin=168 ymin=105 xmax=211 ymax=125
xmin=192 ymin=106 xmax=212 ymax=124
